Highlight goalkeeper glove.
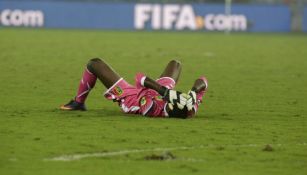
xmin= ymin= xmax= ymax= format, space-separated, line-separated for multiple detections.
xmin=186 ymin=90 xmax=197 ymax=111
xmin=162 ymin=88 xmax=189 ymax=110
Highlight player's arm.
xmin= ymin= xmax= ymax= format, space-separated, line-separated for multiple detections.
xmin=142 ymin=76 xmax=167 ymax=96
xmin=141 ymin=76 xmax=188 ymax=110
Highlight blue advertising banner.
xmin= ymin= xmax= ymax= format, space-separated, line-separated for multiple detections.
xmin=0 ymin=1 xmax=134 ymax=29
xmin=303 ymin=6 xmax=307 ymax=32
xmin=0 ymin=1 xmax=291 ymax=32
xmin=192 ymin=4 xmax=290 ymax=32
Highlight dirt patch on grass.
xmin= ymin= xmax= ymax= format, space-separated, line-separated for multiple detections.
xmin=263 ymin=144 xmax=274 ymax=152
xmin=144 ymin=151 xmax=176 ymax=161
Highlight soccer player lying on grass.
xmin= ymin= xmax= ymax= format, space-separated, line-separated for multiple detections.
xmin=60 ymin=58 xmax=208 ymax=118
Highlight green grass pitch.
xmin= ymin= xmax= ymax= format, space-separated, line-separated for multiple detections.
xmin=0 ymin=29 xmax=307 ymax=175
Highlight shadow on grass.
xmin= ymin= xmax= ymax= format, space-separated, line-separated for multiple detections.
xmin=49 ymin=107 xmax=143 ymax=119
xmin=47 ymin=108 xmax=218 ymax=120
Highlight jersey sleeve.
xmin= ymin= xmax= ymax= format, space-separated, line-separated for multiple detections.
xmin=135 ymin=73 xmax=146 ymax=89
xmin=139 ymin=96 xmax=154 ymax=116
xmin=140 ymin=95 xmax=167 ymax=117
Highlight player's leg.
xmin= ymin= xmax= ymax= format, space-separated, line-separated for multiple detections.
xmin=159 ymin=60 xmax=182 ymax=83
xmin=86 ymin=58 xmax=121 ymax=88
xmin=158 ymin=60 xmax=191 ymax=118
xmin=60 ymin=58 xmax=121 ymax=111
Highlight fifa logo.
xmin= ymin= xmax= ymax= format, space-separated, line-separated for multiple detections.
xmin=134 ymin=4 xmax=247 ymax=31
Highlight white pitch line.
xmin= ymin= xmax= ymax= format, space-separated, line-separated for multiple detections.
xmin=45 ymin=146 xmax=194 ymax=162
xmin=44 ymin=143 xmax=307 ymax=162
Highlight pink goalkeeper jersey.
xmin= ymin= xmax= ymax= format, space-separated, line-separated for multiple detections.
xmin=103 ymin=73 xmax=176 ymax=117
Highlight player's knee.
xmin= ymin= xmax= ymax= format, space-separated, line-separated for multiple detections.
xmin=89 ymin=58 xmax=102 ymax=63
xmin=87 ymin=58 xmax=103 ymax=72
xmin=169 ymin=59 xmax=181 ymax=69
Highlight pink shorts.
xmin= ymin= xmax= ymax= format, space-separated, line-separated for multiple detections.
xmin=104 ymin=74 xmax=176 ymax=117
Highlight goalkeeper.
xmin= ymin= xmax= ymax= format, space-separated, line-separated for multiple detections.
xmin=60 ymin=58 xmax=208 ymax=118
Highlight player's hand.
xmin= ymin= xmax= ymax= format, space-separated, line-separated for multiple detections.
xmin=186 ymin=90 xmax=197 ymax=111
xmin=163 ymin=89 xmax=189 ymax=110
